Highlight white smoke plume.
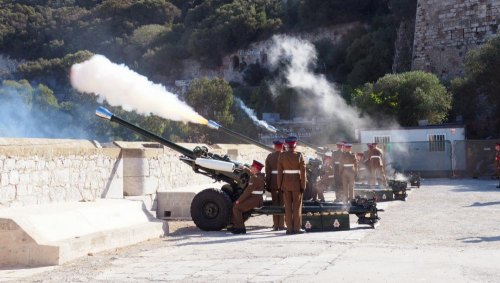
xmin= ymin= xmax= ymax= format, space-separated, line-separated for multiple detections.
xmin=235 ymin=97 xmax=277 ymax=133
xmin=268 ymin=35 xmax=369 ymax=133
xmin=70 ymin=55 xmax=208 ymax=124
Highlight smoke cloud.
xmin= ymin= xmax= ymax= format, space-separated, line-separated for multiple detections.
xmin=268 ymin=35 xmax=370 ymax=136
xmin=0 ymin=90 xmax=88 ymax=139
xmin=235 ymin=97 xmax=277 ymax=133
xmin=70 ymin=55 xmax=208 ymax=125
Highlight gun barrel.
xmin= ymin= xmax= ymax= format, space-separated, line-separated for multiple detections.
xmin=96 ymin=107 xmax=195 ymax=159
xmin=208 ymin=120 xmax=273 ymax=152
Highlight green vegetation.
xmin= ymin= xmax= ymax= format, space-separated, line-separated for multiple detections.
xmin=352 ymin=71 xmax=452 ymax=126
xmin=6 ymin=0 xmax=493 ymax=142
xmin=451 ymin=36 xmax=500 ymax=138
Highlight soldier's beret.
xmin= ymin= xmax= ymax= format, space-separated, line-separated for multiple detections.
xmin=251 ymin=160 xmax=264 ymax=171
xmin=344 ymin=143 xmax=352 ymax=148
xmin=272 ymin=139 xmax=284 ymax=145
xmin=336 ymin=141 xmax=344 ymax=146
xmin=285 ymin=136 xmax=298 ymax=145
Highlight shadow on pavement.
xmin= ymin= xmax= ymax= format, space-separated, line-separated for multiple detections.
xmin=451 ymin=183 xmax=500 ymax=193
xmin=166 ymin=226 xmax=288 ymax=246
xmin=465 ymin=201 xmax=500 ymax=207
xmin=457 ymin=236 xmax=500 ymax=243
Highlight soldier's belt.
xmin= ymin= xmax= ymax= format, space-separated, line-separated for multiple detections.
xmin=343 ymin=164 xmax=355 ymax=167
xmin=271 ymin=170 xmax=278 ymax=174
xmin=283 ymin=170 xmax=300 ymax=174
xmin=251 ymin=191 xmax=264 ymax=195
xmin=334 ymin=162 xmax=340 ymax=164
xmin=328 ymin=175 xmax=335 ymax=178
xmin=370 ymin=156 xmax=381 ymax=159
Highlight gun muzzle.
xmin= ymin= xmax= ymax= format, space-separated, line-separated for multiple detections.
xmin=266 ymin=124 xmax=278 ymax=133
xmin=207 ymin=120 xmax=221 ymax=130
xmin=96 ymin=106 xmax=113 ymax=120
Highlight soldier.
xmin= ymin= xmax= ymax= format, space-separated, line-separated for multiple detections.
xmin=355 ymin=152 xmax=368 ymax=183
xmin=315 ymin=152 xmax=334 ymax=202
xmin=496 ymin=143 xmax=500 ymax=188
xmin=278 ymin=136 xmax=307 ymax=234
xmin=369 ymin=142 xmax=388 ymax=187
xmin=265 ymin=138 xmax=285 ymax=231
xmin=331 ymin=141 xmax=344 ymax=200
xmin=231 ymin=160 xmax=265 ymax=234
xmin=340 ymin=143 xmax=357 ymax=202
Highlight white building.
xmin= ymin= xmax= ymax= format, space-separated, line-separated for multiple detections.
xmin=357 ymin=124 xmax=466 ymax=177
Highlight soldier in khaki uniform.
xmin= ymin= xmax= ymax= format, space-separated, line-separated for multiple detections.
xmin=368 ymin=142 xmax=388 ymax=187
xmin=265 ymin=139 xmax=285 ymax=231
xmin=278 ymin=136 xmax=307 ymax=234
xmin=340 ymin=143 xmax=357 ymax=202
xmin=331 ymin=141 xmax=344 ymax=200
xmin=231 ymin=160 xmax=265 ymax=234
xmin=315 ymin=152 xmax=334 ymax=202
xmin=495 ymin=143 xmax=500 ymax=188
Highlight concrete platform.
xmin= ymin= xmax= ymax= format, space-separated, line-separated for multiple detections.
xmin=0 ymin=199 xmax=167 ymax=267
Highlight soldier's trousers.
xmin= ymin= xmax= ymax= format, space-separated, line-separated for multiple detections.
xmin=334 ymin=165 xmax=342 ymax=196
xmin=232 ymin=196 xmax=262 ymax=229
xmin=283 ymin=191 xmax=303 ymax=232
xmin=271 ymin=190 xmax=285 ymax=228
xmin=370 ymin=165 xmax=387 ymax=186
xmin=342 ymin=168 xmax=355 ymax=201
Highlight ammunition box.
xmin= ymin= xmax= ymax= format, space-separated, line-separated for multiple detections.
xmin=355 ymin=189 xmax=394 ymax=202
xmin=302 ymin=212 xmax=350 ymax=232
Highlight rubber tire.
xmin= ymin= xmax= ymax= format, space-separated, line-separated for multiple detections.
xmin=191 ymin=188 xmax=233 ymax=231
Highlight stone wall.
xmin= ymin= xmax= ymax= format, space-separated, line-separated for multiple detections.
xmin=412 ymin=0 xmax=500 ymax=80
xmin=0 ymin=139 xmax=123 ymax=208
xmin=0 ymin=138 xmax=272 ymax=208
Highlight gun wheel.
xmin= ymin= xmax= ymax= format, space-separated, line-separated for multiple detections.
xmin=191 ymin=188 xmax=232 ymax=231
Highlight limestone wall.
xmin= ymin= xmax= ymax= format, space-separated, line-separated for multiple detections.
xmin=0 ymin=139 xmax=123 ymax=208
xmin=0 ymin=138 xmax=272 ymax=208
xmin=412 ymin=0 xmax=500 ymax=80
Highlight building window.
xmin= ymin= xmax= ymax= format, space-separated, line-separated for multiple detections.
xmin=429 ymin=134 xmax=446 ymax=152
xmin=373 ymin=136 xmax=390 ymax=144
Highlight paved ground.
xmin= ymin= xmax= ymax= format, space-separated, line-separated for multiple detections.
xmin=2 ymin=178 xmax=500 ymax=282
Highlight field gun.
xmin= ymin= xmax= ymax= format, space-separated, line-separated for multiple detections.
xmin=96 ymin=107 xmax=381 ymax=230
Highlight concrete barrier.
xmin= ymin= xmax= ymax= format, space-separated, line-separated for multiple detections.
xmin=156 ymin=184 xmax=216 ymax=219
xmin=0 ymin=199 xmax=167 ymax=267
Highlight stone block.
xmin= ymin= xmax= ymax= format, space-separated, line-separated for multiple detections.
xmin=0 ymin=199 xmax=166 ymax=267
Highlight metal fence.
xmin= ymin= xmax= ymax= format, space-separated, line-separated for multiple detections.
xmin=325 ymin=140 xmax=500 ymax=178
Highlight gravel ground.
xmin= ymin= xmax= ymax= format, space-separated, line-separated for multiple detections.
xmin=2 ymin=178 xmax=500 ymax=282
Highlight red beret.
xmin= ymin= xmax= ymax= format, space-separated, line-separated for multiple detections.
xmin=251 ymin=160 xmax=264 ymax=172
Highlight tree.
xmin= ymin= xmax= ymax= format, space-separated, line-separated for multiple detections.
xmin=451 ymin=35 xmax=500 ymax=138
xmin=185 ymin=77 xmax=235 ymax=143
xmin=352 ymin=71 xmax=452 ymax=126
xmin=186 ymin=77 xmax=234 ymax=126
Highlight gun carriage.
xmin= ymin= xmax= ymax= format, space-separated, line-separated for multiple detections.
xmin=96 ymin=107 xmax=381 ymax=231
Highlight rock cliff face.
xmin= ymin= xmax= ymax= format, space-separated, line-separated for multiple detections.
xmin=393 ymin=18 xmax=416 ymax=73
xmin=412 ymin=0 xmax=500 ymax=80
xmin=174 ymin=22 xmax=363 ymax=86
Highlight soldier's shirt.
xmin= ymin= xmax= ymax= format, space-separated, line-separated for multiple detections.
xmin=340 ymin=152 xmax=358 ymax=171
xmin=265 ymin=151 xmax=281 ymax=191
xmin=277 ymin=150 xmax=307 ymax=191
xmin=332 ymin=150 xmax=342 ymax=166
xmin=369 ymin=147 xmax=384 ymax=167
xmin=496 ymin=151 xmax=500 ymax=169
xmin=238 ymin=170 xmax=265 ymax=203
xmin=321 ymin=164 xmax=335 ymax=180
